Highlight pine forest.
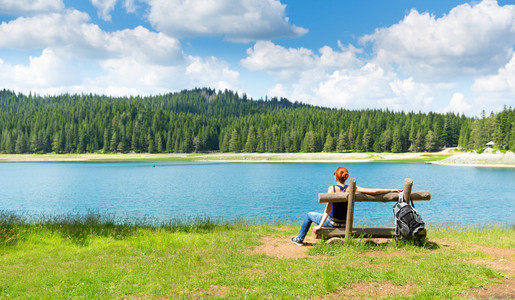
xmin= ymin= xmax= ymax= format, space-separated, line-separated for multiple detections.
xmin=0 ymin=88 xmax=513 ymax=154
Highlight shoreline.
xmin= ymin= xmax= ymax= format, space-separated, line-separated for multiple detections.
xmin=0 ymin=152 xmax=444 ymax=162
xmin=0 ymin=151 xmax=514 ymax=167
xmin=430 ymin=162 xmax=515 ymax=168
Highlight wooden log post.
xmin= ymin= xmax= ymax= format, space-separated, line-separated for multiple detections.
xmin=319 ymin=191 xmax=431 ymax=203
xmin=344 ymin=178 xmax=356 ymax=241
xmin=403 ymin=178 xmax=413 ymax=203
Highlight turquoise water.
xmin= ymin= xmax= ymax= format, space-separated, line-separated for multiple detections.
xmin=0 ymin=162 xmax=513 ymax=226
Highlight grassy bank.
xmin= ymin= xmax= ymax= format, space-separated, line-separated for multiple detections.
xmin=0 ymin=151 xmax=455 ymax=163
xmin=0 ymin=213 xmax=513 ymax=299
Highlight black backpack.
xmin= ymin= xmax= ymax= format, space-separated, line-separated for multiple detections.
xmin=393 ymin=193 xmax=425 ymax=245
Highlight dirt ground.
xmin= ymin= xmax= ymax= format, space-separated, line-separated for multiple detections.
xmin=251 ymin=235 xmax=515 ymax=299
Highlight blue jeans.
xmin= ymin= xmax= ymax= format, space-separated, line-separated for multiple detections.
xmin=297 ymin=212 xmax=334 ymax=241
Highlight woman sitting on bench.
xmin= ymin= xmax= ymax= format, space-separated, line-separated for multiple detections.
xmin=291 ymin=166 xmax=401 ymax=246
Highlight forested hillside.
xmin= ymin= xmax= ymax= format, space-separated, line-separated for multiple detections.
xmin=0 ymin=88 xmax=513 ymax=154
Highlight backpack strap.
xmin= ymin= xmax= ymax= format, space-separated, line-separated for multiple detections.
xmin=336 ymin=184 xmax=348 ymax=192
xmin=395 ymin=192 xmax=402 ymax=245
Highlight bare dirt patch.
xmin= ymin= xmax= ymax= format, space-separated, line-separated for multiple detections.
xmin=468 ymin=244 xmax=515 ymax=276
xmin=250 ymin=236 xmax=318 ymax=259
xmin=321 ymin=281 xmax=418 ymax=299
xmin=464 ymin=244 xmax=515 ymax=299
xmin=469 ymin=258 xmax=515 ymax=277
xmin=471 ymin=244 xmax=515 ymax=258
xmin=468 ymin=278 xmax=515 ymax=299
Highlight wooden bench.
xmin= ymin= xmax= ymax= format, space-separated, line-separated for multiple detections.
xmin=315 ymin=178 xmax=430 ymax=243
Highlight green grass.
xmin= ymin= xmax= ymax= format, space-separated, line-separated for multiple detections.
xmin=0 ymin=212 xmax=512 ymax=299
xmin=372 ymin=154 xmax=453 ymax=163
xmin=90 ymin=156 xmax=200 ymax=162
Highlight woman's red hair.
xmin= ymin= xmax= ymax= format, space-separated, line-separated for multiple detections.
xmin=334 ymin=167 xmax=349 ymax=183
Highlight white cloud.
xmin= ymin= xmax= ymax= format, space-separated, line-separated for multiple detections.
xmin=0 ymin=8 xmax=241 ymax=96
xmin=186 ymin=56 xmax=239 ymax=91
xmin=0 ymin=10 xmax=91 ymax=50
xmin=91 ymin=55 xmax=240 ymax=95
xmin=442 ymin=93 xmax=472 ymax=114
xmin=0 ymin=48 xmax=81 ymax=89
xmin=91 ymin=0 xmax=117 ymax=21
xmin=390 ymin=77 xmax=435 ymax=109
xmin=469 ymin=52 xmax=515 ymax=111
xmin=265 ymin=61 xmax=439 ymax=111
xmin=361 ymin=0 xmax=515 ymax=79
xmin=0 ymin=51 xmax=241 ymax=97
xmin=243 ymin=41 xmax=438 ymax=111
xmin=123 ymin=0 xmax=137 ymax=13
xmin=0 ymin=10 xmax=184 ymax=64
xmin=0 ymin=0 xmax=64 ymax=15
xmin=472 ymin=52 xmax=515 ymax=93
xmin=89 ymin=0 xmax=137 ymax=20
xmin=241 ymin=41 xmax=361 ymax=82
xmin=312 ymin=63 xmax=409 ymax=110
xmin=145 ymin=0 xmax=307 ymax=42
xmin=245 ymin=1 xmax=515 ymax=114
xmin=242 ymin=41 xmax=315 ymax=71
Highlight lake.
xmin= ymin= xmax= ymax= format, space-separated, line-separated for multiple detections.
xmin=0 ymin=162 xmax=513 ymax=226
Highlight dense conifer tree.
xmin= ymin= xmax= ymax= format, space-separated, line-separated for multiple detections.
xmin=0 ymin=89 xmax=512 ymax=155
xmin=323 ymin=133 xmax=334 ymax=152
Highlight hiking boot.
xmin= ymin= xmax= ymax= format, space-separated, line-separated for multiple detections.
xmin=290 ymin=236 xmax=304 ymax=246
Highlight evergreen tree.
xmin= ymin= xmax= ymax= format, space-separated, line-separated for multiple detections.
xmin=156 ymin=132 xmax=163 ymax=153
xmin=132 ymin=128 xmax=139 ymax=152
xmin=181 ymin=129 xmax=193 ymax=153
xmin=415 ymin=131 xmax=424 ymax=152
xmin=425 ymin=130 xmax=438 ymax=152
xmin=221 ymin=132 xmax=230 ymax=153
xmin=103 ymin=129 xmax=109 ymax=153
xmin=0 ymin=88 xmax=510 ymax=155
xmin=77 ymin=127 xmax=86 ymax=153
xmin=219 ymin=132 xmax=227 ymax=153
xmin=15 ymin=133 xmax=26 ymax=154
xmin=165 ymin=131 xmax=173 ymax=152
xmin=381 ymin=129 xmax=392 ymax=152
xmin=245 ymin=126 xmax=256 ymax=152
xmin=229 ymin=129 xmax=241 ymax=152
xmin=323 ymin=133 xmax=334 ymax=152
xmin=117 ymin=141 xmax=126 ymax=153
xmin=2 ymin=131 xmax=12 ymax=153
xmin=348 ymin=123 xmax=354 ymax=150
xmin=148 ymin=137 xmax=154 ymax=153
xmin=391 ymin=127 xmax=402 ymax=153
xmin=303 ymin=131 xmax=316 ymax=152
xmin=52 ymin=132 xmax=62 ymax=153
xmin=110 ymin=131 xmax=118 ymax=153
xmin=362 ymin=130 xmax=371 ymax=152
xmin=336 ymin=131 xmax=347 ymax=152
xmin=193 ymin=136 xmax=200 ymax=152
xmin=256 ymin=128 xmax=265 ymax=153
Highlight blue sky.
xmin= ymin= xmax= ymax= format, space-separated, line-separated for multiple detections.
xmin=0 ymin=0 xmax=514 ymax=115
